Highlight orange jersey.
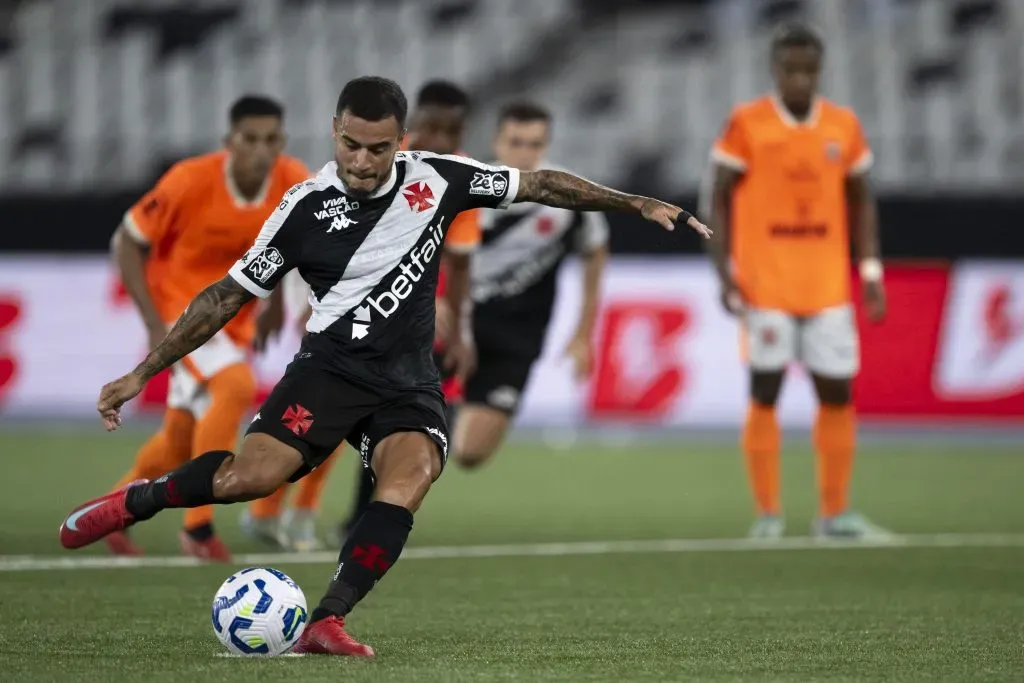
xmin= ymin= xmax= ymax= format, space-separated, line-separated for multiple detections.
xmin=712 ymin=96 xmax=873 ymax=314
xmin=124 ymin=150 xmax=311 ymax=345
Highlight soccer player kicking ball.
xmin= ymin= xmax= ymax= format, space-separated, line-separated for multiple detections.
xmin=704 ymin=22 xmax=890 ymax=540
xmin=59 ymin=76 xmax=708 ymax=657
xmin=334 ymin=80 xmax=481 ymax=545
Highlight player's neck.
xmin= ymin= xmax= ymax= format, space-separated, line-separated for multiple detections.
xmin=772 ymin=94 xmax=819 ymax=126
xmin=231 ymin=174 xmax=264 ymax=201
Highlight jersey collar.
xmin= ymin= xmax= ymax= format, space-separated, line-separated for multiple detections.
xmin=224 ymin=154 xmax=271 ymax=208
xmin=322 ymin=160 xmax=398 ymax=199
xmin=770 ymin=94 xmax=821 ymax=128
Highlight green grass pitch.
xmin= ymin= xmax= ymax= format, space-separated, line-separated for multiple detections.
xmin=0 ymin=426 xmax=1022 ymax=682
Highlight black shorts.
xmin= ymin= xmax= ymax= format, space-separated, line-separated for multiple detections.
xmin=463 ymin=348 xmax=537 ymax=416
xmin=248 ymin=361 xmax=449 ymax=482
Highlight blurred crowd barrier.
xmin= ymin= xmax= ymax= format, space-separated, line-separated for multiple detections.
xmin=1 ymin=256 xmax=1021 ymax=425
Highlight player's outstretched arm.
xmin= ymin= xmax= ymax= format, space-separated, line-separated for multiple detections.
xmin=134 ymin=276 xmax=254 ymax=381
xmin=516 ymin=170 xmax=711 ymax=238
xmin=98 ymin=275 xmax=254 ymax=431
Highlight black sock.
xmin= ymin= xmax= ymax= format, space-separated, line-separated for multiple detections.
xmin=342 ymin=466 xmax=376 ymax=532
xmin=125 ymin=450 xmax=233 ymax=521
xmin=312 ymin=501 xmax=413 ymax=622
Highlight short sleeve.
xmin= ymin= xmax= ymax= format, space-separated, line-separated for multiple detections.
xmin=227 ymin=181 xmax=315 ymax=298
xmin=444 ymin=209 xmax=481 ymax=253
xmin=123 ymin=162 xmax=195 ymax=245
xmin=574 ymin=211 xmax=609 ymax=254
xmin=710 ymin=109 xmax=752 ymax=172
xmin=425 ymin=155 xmax=520 ymax=211
xmin=845 ymin=115 xmax=874 ymax=176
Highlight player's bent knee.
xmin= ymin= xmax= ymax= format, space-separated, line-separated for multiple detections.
xmin=750 ymin=371 xmax=785 ymax=406
xmin=371 ymin=432 xmax=442 ymax=512
xmin=453 ymin=450 xmax=492 ymax=470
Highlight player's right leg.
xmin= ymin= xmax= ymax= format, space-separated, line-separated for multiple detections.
xmin=60 ymin=358 xmax=339 ymax=552
xmin=58 ymin=433 xmax=302 ymax=550
xmin=105 ymin=406 xmax=195 ymax=556
xmin=741 ymin=309 xmax=796 ymax=539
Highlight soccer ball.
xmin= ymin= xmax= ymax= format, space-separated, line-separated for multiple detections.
xmin=211 ymin=567 xmax=308 ymax=656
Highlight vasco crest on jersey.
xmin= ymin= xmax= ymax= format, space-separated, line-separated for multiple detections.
xmin=470 ymin=172 xmax=508 ymax=197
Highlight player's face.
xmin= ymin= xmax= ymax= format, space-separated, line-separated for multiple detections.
xmin=333 ymin=111 xmax=403 ymax=197
xmin=493 ymin=119 xmax=549 ymax=171
xmin=226 ymin=116 xmax=285 ymax=183
xmin=405 ymin=105 xmax=467 ymax=155
xmin=773 ymin=46 xmax=821 ymax=116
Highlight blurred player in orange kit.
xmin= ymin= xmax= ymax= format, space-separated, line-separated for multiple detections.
xmin=704 ymin=22 xmax=891 ymax=540
xmin=106 ymin=95 xmax=330 ymax=560
xmin=332 ymin=80 xmax=480 ymax=545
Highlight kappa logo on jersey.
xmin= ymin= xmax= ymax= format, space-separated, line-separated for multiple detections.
xmin=315 ymin=196 xmax=360 ymax=221
xmin=403 ymin=182 xmax=435 ymax=212
xmin=349 ymin=217 xmax=446 ymax=339
xmin=469 ymin=172 xmax=507 ymax=198
xmin=327 ymin=214 xmax=357 ymax=232
xmin=246 ymin=247 xmax=284 ymax=283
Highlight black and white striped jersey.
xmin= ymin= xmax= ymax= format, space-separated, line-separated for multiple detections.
xmin=229 ymin=151 xmax=519 ymax=392
xmin=471 ymin=162 xmax=608 ymax=326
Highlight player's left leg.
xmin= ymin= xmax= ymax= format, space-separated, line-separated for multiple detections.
xmin=297 ymin=396 xmax=447 ymax=658
xmin=802 ymin=305 xmax=891 ymax=539
xmin=181 ymin=362 xmax=257 ymax=560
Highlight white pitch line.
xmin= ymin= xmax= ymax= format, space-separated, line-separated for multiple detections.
xmin=1 ymin=533 xmax=1023 ymax=573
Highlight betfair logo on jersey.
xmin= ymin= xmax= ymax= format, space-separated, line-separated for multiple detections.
xmin=349 ymin=217 xmax=446 ymax=340
xmin=314 ymin=196 xmax=360 ymax=221
xmin=469 ymin=172 xmax=508 ymax=197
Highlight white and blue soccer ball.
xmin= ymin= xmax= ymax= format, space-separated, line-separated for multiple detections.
xmin=211 ymin=567 xmax=308 ymax=656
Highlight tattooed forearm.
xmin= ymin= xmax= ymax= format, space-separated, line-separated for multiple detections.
xmin=133 ymin=276 xmax=254 ymax=381
xmin=516 ymin=170 xmax=646 ymax=212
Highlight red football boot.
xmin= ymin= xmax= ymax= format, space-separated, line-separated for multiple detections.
xmin=105 ymin=531 xmax=144 ymax=556
xmin=59 ymin=480 xmax=148 ymax=550
xmin=292 ymin=616 xmax=375 ymax=657
xmin=178 ymin=531 xmax=232 ymax=562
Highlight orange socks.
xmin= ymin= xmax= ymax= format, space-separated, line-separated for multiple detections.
xmin=741 ymin=402 xmax=781 ymax=516
xmin=293 ymin=450 xmax=338 ymax=510
xmin=247 ymin=447 xmax=341 ymax=519
xmin=114 ymin=408 xmax=194 ymax=490
xmin=813 ymin=404 xmax=856 ymax=518
xmin=184 ymin=364 xmax=256 ymax=532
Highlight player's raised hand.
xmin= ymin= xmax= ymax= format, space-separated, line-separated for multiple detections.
xmin=640 ymin=199 xmax=712 ymax=238
xmin=97 ymin=372 xmax=146 ymax=431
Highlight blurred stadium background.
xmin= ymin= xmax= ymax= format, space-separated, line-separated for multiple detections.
xmin=1 ymin=1 xmax=1022 ymax=681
